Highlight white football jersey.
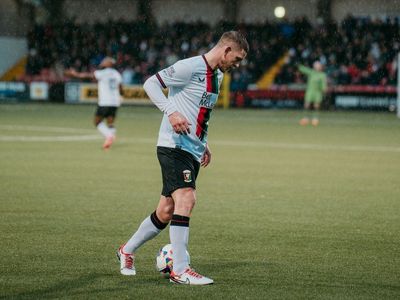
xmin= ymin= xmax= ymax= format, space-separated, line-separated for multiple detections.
xmin=156 ymin=55 xmax=224 ymax=161
xmin=94 ymin=68 xmax=122 ymax=107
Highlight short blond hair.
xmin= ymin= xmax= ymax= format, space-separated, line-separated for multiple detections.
xmin=218 ymin=31 xmax=249 ymax=53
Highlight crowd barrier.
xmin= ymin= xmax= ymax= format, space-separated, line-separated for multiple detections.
xmin=64 ymin=82 xmax=152 ymax=105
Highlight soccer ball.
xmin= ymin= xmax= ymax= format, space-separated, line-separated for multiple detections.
xmin=156 ymin=244 xmax=190 ymax=274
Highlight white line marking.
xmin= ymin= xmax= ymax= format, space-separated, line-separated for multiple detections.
xmin=1 ymin=125 xmax=399 ymax=153
xmin=0 ymin=135 xmax=101 ymax=142
xmin=117 ymin=138 xmax=400 ymax=153
xmin=0 ymin=125 xmax=94 ymax=134
xmin=0 ymin=125 xmax=100 ymax=142
xmin=213 ymin=140 xmax=400 ymax=153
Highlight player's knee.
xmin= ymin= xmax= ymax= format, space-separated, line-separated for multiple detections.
xmin=158 ymin=204 xmax=174 ymax=223
xmin=180 ymin=198 xmax=196 ymax=212
xmin=94 ymin=118 xmax=101 ymax=126
xmin=174 ymin=190 xmax=196 ymax=214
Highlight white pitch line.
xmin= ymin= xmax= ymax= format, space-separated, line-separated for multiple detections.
xmin=0 ymin=125 xmax=94 ymax=134
xmin=1 ymin=124 xmax=399 ymax=153
xmin=0 ymin=135 xmax=101 ymax=142
xmin=0 ymin=125 xmax=100 ymax=142
xmin=213 ymin=140 xmax=400 ymax=153
xmin=117 ymin=138 xmax=400 ymax=153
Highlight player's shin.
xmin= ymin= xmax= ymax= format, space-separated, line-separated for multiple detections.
xmin=170 ymin=214 xmax=190 ymax=275
xmin=108 ymin=125 xmax=116 ymax=137
xmin=123 ymin=211 xmax=168 ymax=254
xmin=97 ymin=121 xmax=113 ymax=138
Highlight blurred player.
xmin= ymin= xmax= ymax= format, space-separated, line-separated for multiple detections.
xmin=298 ymin=61 xmax=327 ymax=126
xmin=116 ymin=31 xmax=249 ymax=285
xmin=65 ymin=57 xmax=123 ymax=149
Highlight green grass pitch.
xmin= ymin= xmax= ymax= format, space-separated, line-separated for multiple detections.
xmin=1 ymin=103 xmax=400 ymax=299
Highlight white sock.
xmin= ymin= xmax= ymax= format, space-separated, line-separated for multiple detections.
xmin=124 ymin=211 xmax=167 ymax=254
xmin=97 ymin=122 xmax=112 ymax=138
xmin=109 ymin=126 xmax=116 ymax=137
xmin=170 ymin=215 xmax=190 ymax=275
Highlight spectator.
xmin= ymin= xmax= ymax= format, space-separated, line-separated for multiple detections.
xmin=24 ymin=16 xmax=398 ymax=86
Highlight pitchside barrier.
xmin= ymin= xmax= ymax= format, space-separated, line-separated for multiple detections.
xmin=64 ymin=80 xmax=231 ymax=108
xmin=0 ymin=81 xmax=397 ymax=111
xmin=0 ymin=81 xmax=29 ymax=101
xmin=237 ymin=85 xmax=397 ymax=111
xmin=64 ymin=82 xmax=152 ymax=105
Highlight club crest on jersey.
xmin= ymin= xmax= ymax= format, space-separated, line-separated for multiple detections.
xmin=163 ymin=66 xmax=175 ymax=77
xmin=199 ymin=92 xmax=217 ymax=109
xmin=183 ymin=170 xmax=192 ymax=183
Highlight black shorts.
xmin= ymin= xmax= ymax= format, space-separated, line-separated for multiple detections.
xmin=157 ymin=146 xmax=200 ymax=197
xmin=95 ymin=106 xmax=118 ymax=118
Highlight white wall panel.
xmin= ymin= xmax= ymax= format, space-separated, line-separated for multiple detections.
xmin=0 ymin=37 xmax=27 ymax=76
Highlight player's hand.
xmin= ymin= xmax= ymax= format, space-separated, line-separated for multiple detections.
xmin=64 ymin=68 xmax=78 ymax=77
xmin=168 ymin=112 xmax=191 ymax=135
xmin=201 ymin=144 xmax=212 ymax=167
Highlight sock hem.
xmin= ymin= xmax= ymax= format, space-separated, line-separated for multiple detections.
xmin=150 ymin=211 xmax=168 ymax=230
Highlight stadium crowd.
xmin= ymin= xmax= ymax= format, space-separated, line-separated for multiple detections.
xmin=275 ymin=15 xmax=399 ymax=86
xmin=24 ymin=15 xmax=399 ymax=88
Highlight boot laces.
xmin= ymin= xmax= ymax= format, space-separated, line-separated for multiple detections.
xmin=124 ymin=254 xmax=134 ymax=269
xmin=186 ymin=268 xmax=202 ymax=278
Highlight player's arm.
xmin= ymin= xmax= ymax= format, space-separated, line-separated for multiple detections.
xmin=298 ymin=64 xmax=312 ymax=76
xmin=143 ymin=61 xmax=193 ymax=135
xmin=119 ymin=84 xmax=124 ymax=97
xmin=201 ymin=143 xmax=212 ymax=167
xmin=143 ymin=76 xmax=190 ymax=135
xmin=64 ymin=68 xmax=95 ymax=80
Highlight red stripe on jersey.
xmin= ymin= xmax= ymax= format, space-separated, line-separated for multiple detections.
xmin=202 ymin=55 xmax=212 ymax=70
xmin=196 ymin=106 xmax=211 ymax=141
xmin=206 ymin=67 xmax=213 ymax=93
xmin=196 ymin=107 xmax=207 ymax=137
xmin=156 ymin=73 xmax=167 ymax=89
xmin=202 ymin=55 xmax=213 ymax=93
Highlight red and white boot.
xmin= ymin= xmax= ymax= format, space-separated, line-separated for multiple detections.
xmin=170 ymin=268 xmax=213 ymax=285
xmin=116 ymin=245 xmax=136 ymax=276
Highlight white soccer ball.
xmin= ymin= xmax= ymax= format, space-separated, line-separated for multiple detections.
xmin=156 ymin=244 xmax=190 ymax=274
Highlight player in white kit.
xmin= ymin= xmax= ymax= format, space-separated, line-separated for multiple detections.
xmin=65 ymin=57 xmax=123 ymax=149
xmin=117 ymin=31 xmax=248 ymax=285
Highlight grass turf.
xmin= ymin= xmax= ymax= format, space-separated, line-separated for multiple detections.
xmin=1 ymin=103 xmax=400 ymax=299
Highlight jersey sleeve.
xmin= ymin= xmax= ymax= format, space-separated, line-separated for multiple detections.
xmin=156 ymin=60 xmax=193 ymax=88
xmin=94 ymin=69 xmax=106 ymax=80
xmin=143 ymin=75 xmax=178 ymax=116
xmin=115 ymin=71 xmax=122 ymax=84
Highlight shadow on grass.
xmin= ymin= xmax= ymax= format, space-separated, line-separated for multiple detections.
xmin=2 ymin=272 xmax=180 ymax=299
xmin=2 ymin=273 xmax=121 ymax=299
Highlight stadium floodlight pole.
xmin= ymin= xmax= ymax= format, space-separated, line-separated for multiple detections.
xmin=398 ymin=52 xmax=400 ymax=118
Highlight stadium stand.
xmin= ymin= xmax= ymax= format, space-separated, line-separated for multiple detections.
xmin=275 ymin=15 xmax=399 ymax=86
xmin=21 ymin=14 xmax=398 ymax=90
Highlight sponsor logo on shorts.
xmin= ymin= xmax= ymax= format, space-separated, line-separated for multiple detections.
xmin=183 ymin=170 xmax=192 ymax=183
